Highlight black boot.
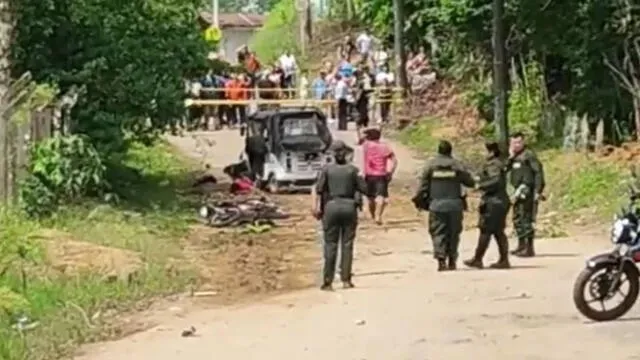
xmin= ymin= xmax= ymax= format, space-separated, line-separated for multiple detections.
xmin=437 ymin=258 xmax=447 ymax=272
xmin=518 ymin=236 xmax=535 ymax=258
xmin=490 ymin=232 xmax=511 ymax=269
xmin=511 ymin=237 xmax=525 ymax=255
xmin=320 ymin=280 xmax=333 ymax=291
xmin=342 ymin=281 xmax=355 ymax=289
xmin=448 ymin=255 xmax=458 ymax=270
xmin=464 ymin=232 xmax=491 ymax=269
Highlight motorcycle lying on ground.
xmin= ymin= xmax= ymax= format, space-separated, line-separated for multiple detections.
xmin=198 ymin=196 xmax=290 ymax=228
xmin=573 ymin=180 xmax=640 ymax=322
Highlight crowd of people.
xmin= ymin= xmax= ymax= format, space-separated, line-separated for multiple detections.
xmin=313 ymin=129 xmax=545 ymax=290
xmin=185 ymin=31 xmax=415 ymax=133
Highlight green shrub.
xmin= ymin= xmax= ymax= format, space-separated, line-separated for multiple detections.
xmin=397 ymin=120 xmax=439 ymax=154
xmin=508 ymin=60 xmax=544 ymax=141
xmin=19 ymin=135 xmax=106 ymax=217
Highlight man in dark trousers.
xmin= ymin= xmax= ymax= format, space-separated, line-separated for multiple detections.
xmin=507 ymin=132 xmax=545 ymax=257
xmin=464 ymin=141 xmax=511 ymax=269
xmin=413 ymin=140 xmax=476 ymax=271
xmin=244 ymin=130 xmax=268 ymax=184
xmin=311 ymin=140 xmax=367 ymax=291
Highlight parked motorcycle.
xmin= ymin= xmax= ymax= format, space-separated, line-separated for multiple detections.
xmin=198 ymin=197 xmax=289 ymax=228
xmin=573 ymin=177 xmax=640 ymax=322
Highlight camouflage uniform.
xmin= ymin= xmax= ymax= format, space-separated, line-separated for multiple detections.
xmin=415 ymin=154 xmax=475 ymax=271
xmin=315 ymin=141 xmax=367 ymax=289
xmin=464 ymin=154 xmax=511 ymax=269
xmin=508 ymin=148 xmax=545 ymax=257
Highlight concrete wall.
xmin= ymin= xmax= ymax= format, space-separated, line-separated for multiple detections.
xmin=220 ymin=27 xmax=256 ymax=64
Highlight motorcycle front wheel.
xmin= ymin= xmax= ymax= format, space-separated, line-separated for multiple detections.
xmin=573 ymin=260 xmax=640 ymax=321
xmin=208 ymin=208 xmax=242 ymax=227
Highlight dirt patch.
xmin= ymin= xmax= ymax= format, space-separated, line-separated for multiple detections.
xmin=38 ymin=229 xmax=143 ymax=280
xmin=180 ymin=193 xmax=319 ymax=304
xmin=401 ymin=81 xmax=482 ymax=136
xmin=597 ymin=142 xmax=640 ymax=163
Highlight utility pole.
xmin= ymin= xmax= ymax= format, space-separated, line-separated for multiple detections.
xmin=212 ymin=0 xmax=219 ymax=27
xmin=393 ymin=0 xmax=409 ymax=95
xmin=492 ymin=0 xmax=509 ymax=150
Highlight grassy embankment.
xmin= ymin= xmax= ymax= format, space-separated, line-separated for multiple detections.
xmin=0 ymin=140 xmax=198 ymax=360
xmin=399 ymin=119 xmax=627 ymax=234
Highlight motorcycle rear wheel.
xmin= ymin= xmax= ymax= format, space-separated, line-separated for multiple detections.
xmin=573 ymin=261 xmax=639 ymax=322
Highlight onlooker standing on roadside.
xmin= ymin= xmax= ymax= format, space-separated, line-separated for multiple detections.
xmin=279 ymin=50 xmax=297 ymax=97
xmin=312 ymin=71 xmax=328 ymax=100
xmin=224 ymin=73 xmax=247 ymax=127
xmin=375 ymin=65 xmax=394 ymax=124
xmin=357 ymin=127 xmax=397 ymax=225
xmin=356 ymin=30 xmax=373 ymax=62
xmin=334 ymin=74 xmax=349 ymax=131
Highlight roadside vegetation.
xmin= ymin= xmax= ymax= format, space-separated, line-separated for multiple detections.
xmin=0 ymin=0 xmax=210 ymax=358
xmin=0 ymin=140 xmax=197 ymax=360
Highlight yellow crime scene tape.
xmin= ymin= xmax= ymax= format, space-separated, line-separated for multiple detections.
xmin=197 ymin=87 xmax=405 ymax=93
xmin=184 ymin=98 xmax=404 ymax=107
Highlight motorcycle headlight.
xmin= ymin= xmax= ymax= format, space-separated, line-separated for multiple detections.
xmin=198 ymin=206 xmax=209 ymax=218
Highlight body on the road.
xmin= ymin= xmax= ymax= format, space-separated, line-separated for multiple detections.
xmin=311 ymin=140 xmax=367 ymax=291
xmin=464 ymin=141 xmax=511 ymax=269
xmin=357 ymin=127 xmax=397 ymax=225
xmin=507 ymin=132 xmax=545 ymax=258
xmin=414 ymin=140 xmax=475 ymax=271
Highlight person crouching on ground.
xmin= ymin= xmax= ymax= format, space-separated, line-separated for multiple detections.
xmin=357 ymin=126 xmax=397 ymax=225
xmin=223 ymin=163 xmax=255 ymax=195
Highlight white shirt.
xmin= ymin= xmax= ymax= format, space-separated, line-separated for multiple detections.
xmin=375 ymin=72 xmax=394 ymax=84
xmin=356 ymin=33 xmax=372 ymax=54
xmin=334 ymin=79 xmax=348 ymax=100
xmin=373 ymin=50 xmax=388 ymax=66
xmin=299 ymin=76 xmax=309 ymax=99
xmin=279 ymin=54 xmax=297 ymax=76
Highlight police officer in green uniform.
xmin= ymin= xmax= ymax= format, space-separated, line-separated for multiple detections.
xmin=413 ymin=140 xmax=476 ymax=271
xmin=311 ymin=140 xmax=367 ymax=290
xmin=464 ymin=141 xmax=511 ymax=269
xmin=507 ymin=132 xmax=545 ymax=258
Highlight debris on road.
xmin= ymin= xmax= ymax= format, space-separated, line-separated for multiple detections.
xmin=181 ymin=326 xmax=197 ymax=337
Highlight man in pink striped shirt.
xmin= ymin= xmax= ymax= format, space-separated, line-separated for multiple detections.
xmin=358 ymin=127 xmax=397 ymax=224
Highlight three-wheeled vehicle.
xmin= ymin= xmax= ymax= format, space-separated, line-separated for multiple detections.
xmin=241 ymin=107 xmax=333 ymax=193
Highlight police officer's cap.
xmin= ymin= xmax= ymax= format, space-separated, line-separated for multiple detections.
xmin=330 ymin=140 xmax=353 ymax=152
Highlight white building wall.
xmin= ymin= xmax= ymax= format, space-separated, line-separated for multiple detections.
xmin=220 ymin=27 xmax=256 ymax=64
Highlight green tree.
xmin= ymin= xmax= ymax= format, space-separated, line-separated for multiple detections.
xmin=355 ymin=0 xmax=637 ymax=144
xmin=13 ymin=0 xmax=210 ymax=155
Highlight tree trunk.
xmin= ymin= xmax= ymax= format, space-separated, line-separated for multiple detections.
xmin=0 ymin=0 xmax=12 ymax=203
xmin=393 ymin=0 xmax=409 ymax=95
xmin=492 ymin=0 xmax=509 ymax=151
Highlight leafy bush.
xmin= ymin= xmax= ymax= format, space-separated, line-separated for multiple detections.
xmin=19 ymin=135 xmax=106 ymax=217
xmin=508 ymin=60 xmax=545 ymax=141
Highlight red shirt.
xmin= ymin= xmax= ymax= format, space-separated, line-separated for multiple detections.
xmin=362 ymin=140 xmax=393 ymax=176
